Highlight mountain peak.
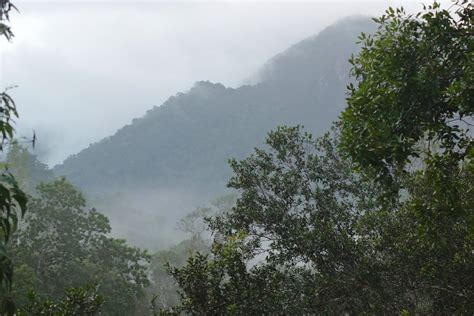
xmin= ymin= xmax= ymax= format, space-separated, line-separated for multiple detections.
xmin=54 ymin=16 xmax=375 ymax=194
xmin=255 ymin=16 xmax=375 ymax=86
xmin=187 ymin=81 xmax=228 ymax=97
xmin=53 ymin=16 xmax=376 ymax=247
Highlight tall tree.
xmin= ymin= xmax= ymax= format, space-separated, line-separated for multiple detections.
xmin=10 ymin=179 xmax=150 ymax=315
xmin=0 ymin=1 xmax=28 ymax=314
xmin=165 ymin=2 xmax=473 ymax=314
xmin=340 ymin=0 xmax=473 ymax=186
xmin=162 ymin=127 xmax=388 ymax=314
xmin=340 ymin=0 xmax=473 ymax=312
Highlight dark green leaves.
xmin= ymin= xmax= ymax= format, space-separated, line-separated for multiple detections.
xmin=165 ymin=126 xmax=388 ymax=314
xmin=165 ymin=3 xmax=473 ymax=312
xmin=0 ymin=2 xmax=29 ymax=313
xmin=340 ymin=0 xmax=474 ymax=188
xmin=339 ymin=1 xmax=474 ymax=312
xmin=0 ymin=173 xmax=27 ymax=243
xmin=16 ymin=284 xmax=105 ymax=316
xmin=10 ymin=179 xmax=150 ymax=315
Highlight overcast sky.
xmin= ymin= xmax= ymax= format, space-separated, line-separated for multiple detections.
xmin=0 ymin=0 xmax=450 ymax=166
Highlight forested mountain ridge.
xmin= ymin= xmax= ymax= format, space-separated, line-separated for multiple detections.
xmin=53 ymin=17 xmax=375 ymax=193
xmin=3 ymin=1 xmax=472 ymax=313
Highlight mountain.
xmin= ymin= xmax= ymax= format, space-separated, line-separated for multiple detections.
xmin=54 ymin=17 xmax=374 ymax=194
xmin=52 ymin=17 xmax=376 ymax=249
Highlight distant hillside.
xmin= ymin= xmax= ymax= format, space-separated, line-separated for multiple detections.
xmin=54 ymin=17 xmax=375 ymax=195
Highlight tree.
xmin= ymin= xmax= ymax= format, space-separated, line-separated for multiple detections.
xmin=16 ymin=284 xmax=104 ymax=316
xmin=9 ymin=178 xmax=150 ymax=315
xmin=161 ymin=234 xmax=315 ymax=315
xmin=4 ymin=144 xmax=54 ymax=194
xmin=148 ymin=194 xmax=237 ymax=311
xmin=339 ymin=1 xmax=473 ymax=312
xmin=166 ymin=125 xmax=473 ymax=314
xmin=340 ymin=0 xmax=473 ymax=186
xmin=176 ymin=193 xmax=237 ymax=244
xmin=163 ymin=126 xmax=392 ymax=314
xmin=164 ymin=3 xmax=474 ymax=309
xmin=0 ymin=1 xmax=28 ymax=314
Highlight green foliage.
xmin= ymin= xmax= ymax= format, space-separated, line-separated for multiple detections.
xmin=0 ymin=1 xmax=469 ymax=314
xmin=9 ymin=178 xmax=150 ymax=315
xmin=53 ymin=18 xmax=376 ymax=195
xmin=162 ymin=239 xmax=314 ymax=315
xmin=340 ymin=1 xmax=474 ymax=186
xmin=52 ymin=17 xmax=377 ymax=259
xmin=163 ymin=126 xmax=393 ymax=314
xmin=148 ymin=194 xmax=237 ymax=311
xmin=0 ymin=173 xmax=27 ymax=244
xmin=166 ymin=125 xmax=473 ymax=313
xmin=222 ymin=126 xmax=373 ymax=268
xmin=0 ymin=1 xmax=30 ymax=314
xmin=16 ymin=284 xmax=104 ymax=316
xmin=0 ymin=172 xmax=27 ymax=313
xmin=5 ymin=144 xmax=54 ymax=194
xmin=177 ymin=193 xmax=237 ymax=241
xmin=337 ymin=0 xmax=474 ymax=313
xmin=149 ymin=238 xmax=210 ymax=312
xmin=0 ymin=0 xmax=15 ymax=41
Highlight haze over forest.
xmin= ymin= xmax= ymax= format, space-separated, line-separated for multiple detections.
xmin=3 ymin=1 xmax=433 ymax=166
xmin=1 ymin=0 xmax=450 ymax=248
xmin=0 ymin=1 xmax=471 ymax=314
xmin=53 ymin=16 xmax=375 ymax=248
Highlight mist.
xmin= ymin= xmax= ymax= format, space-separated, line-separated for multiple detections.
xmin=1 ymin=0 xmax=430 ymax=166
xmin=1 ymin=0 xmax=451 ymax=253
xmin=1 ymin=1 xmax=469 ymax=314
xmin=92 ymin=187 xmax=223 ymax=251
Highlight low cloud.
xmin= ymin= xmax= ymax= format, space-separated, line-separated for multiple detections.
xmin=1 ymin=1 xmax=447 ymax=166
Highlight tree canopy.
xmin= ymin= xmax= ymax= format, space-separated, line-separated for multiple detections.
xmin=162 ymin=127 xmax=390 ymax=314
xmin=163 ymin=2 xmax=474 ymax=314
xmin=9 ymin=178 xmax=150 ymax=315
xmin=340 ymin=1 xmax=473 ymax=185
xmin=0 ymin=1 xmax=28 ymax=313
xmin=0 ymin=1 xmax=472 ymax=314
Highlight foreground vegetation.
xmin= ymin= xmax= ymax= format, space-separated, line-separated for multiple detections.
xmin=159 ymin=1 xmax=474 ymax=314
xmin=0 ymin=0 xmax=472 ymax=315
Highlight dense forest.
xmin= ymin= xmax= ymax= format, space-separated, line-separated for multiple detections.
xmin=0 ymin=0 xmax=472 ymax=315
xmin=54 ymin=17 xmax=376 ymax=249
xmin=53 ymin=17 xmax=375 ymax=193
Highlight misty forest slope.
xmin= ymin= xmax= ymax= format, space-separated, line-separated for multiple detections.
xmin=54 ymin=18 xmax=375 ymax=195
